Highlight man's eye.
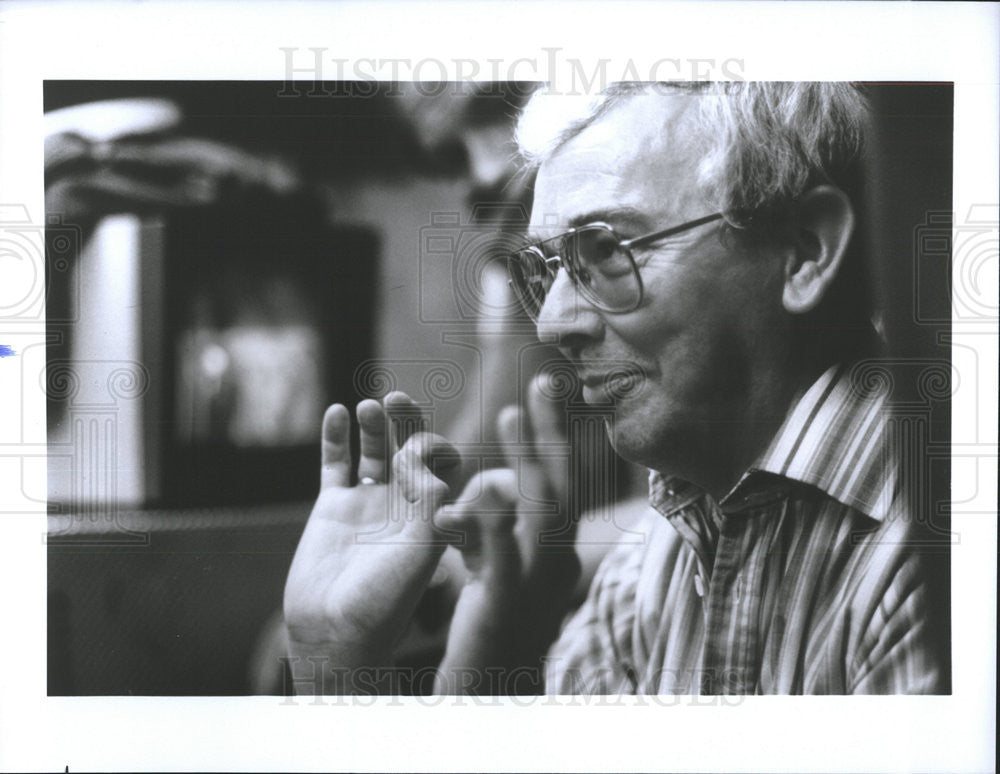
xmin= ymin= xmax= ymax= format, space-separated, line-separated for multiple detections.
xmin=576 ymin=229 xmax=635 ymax=279
xmin=576 ymin=229 xmax=620 ymax=264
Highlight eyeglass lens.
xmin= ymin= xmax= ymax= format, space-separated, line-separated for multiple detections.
xmin=509 ymin=226 xmax=640 ymax=319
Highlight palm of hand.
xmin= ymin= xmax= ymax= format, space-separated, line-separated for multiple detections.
xmin=284 ymin=395 xmax=456 ymax=669
xmin=284 ymin=484 xmax=399 ymax=647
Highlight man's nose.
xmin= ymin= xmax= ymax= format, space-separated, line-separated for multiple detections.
xmin=535 ymin=267 xmax=602 ymax=345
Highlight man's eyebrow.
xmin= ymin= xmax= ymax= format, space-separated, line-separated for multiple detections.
xmin=525 ymin=207 xmax=651 ymax=243
xmin=568 ymin=207 xmax=650 ymax=229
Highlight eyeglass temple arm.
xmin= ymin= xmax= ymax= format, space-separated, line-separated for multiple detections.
xmin=622 ymin=212 xmax=724 ymax=249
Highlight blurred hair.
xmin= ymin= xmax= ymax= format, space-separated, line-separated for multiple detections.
xmin=515 ymin=82 xmax=880 ymax=365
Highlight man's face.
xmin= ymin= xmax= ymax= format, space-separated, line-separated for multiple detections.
xmin=530 ymin=95 xmax=790 ymax=480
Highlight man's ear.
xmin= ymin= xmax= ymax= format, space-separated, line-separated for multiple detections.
xmin=782 ymin=185 xmax=855 ymax=314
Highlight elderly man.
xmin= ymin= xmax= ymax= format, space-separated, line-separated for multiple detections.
xmin=283 ymin=82 xmax=944 ymax=695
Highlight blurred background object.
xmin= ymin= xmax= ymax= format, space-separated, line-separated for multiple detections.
xmin=863 ymin=83 xmax=954 ymax=692
xmin=46 ymin=83 xmax=423 ymax=694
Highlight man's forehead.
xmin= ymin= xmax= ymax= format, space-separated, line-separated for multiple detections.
xmin=527 ymin=94 xmax=705 ymax=237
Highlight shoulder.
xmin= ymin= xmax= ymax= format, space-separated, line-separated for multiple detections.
xmin=816 ymin=496 xmax=947 ymax=693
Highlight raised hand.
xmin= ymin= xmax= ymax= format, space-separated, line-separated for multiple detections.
xmin=433 ymin=373 xmax=589 ymax=693
xmin=283 ymin=392 xmax=461 ymax=694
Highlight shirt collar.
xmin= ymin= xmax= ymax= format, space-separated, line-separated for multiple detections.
xmin=748 ymin=362 xmax=895 ymax=521
xmin=649 ymin=362 xmax=896 ymax=522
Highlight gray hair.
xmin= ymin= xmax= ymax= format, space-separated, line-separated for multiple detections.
xmin=515 ymin=82 xmax=870 ymax=236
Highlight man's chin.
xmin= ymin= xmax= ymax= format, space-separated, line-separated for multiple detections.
xmin=603 ymin=410 xmax=658 ymax=467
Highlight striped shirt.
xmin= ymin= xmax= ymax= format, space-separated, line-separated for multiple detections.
xmin=546 ymin=363 xmax=945 ymax=694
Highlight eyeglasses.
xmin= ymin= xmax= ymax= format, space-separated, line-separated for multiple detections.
xmin=507 ymin=212 xmax=724 ymax=321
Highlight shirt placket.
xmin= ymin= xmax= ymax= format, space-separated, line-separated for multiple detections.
xmin=698 ymin=517 xmax=748 ymax=694
xmin=698 ymin=485 xmax=788 ymax=695
xmin=659 ymin=490 xmax=719 ymax=607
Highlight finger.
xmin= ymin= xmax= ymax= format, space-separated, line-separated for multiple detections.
xmin=392 ymin=432 xmax=460 ymax=510
xmin=496 ymin=404 xmax=535 ymax=486
xmin=498 ymin=399 xmax=568 ymax=527
xmin=528 ymin=372 xmax=569 ymax=448
xmin=320 ymin=404 xmax=352 ymax=489
xmin=519 ymin=377 xmax=579 ymax=549
xmin=527 ymin=374 xmax=571 ymax=501
xmin=439 ymin=468 xmax=518 ymax=535
xmin=436 ymin=469 xmax=519 ymax=577
xmin=356 ymin=399 xmax=388 ymax=483
xmin=384 ymin=391 xmax=426 ymax=449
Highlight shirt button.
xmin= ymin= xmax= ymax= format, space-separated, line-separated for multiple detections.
xmin=694 ymin=573 xmax=706 ymax=598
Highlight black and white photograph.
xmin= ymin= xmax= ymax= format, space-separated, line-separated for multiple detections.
xmin=43 ymin=78 xmax=955 ymax=698
xmin=0 ymin=2 xmax=996 ymax=772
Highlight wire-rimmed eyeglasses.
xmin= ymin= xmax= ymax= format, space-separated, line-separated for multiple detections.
xmin=507 ymin=212 xmax=724 ymax=321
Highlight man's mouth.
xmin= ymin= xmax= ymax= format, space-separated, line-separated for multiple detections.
xmin=578 ymin=367 xmax=646 ymax=401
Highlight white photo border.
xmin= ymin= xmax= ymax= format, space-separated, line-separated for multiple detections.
xmin=0 ymin=1 xmax=996 ymax=772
